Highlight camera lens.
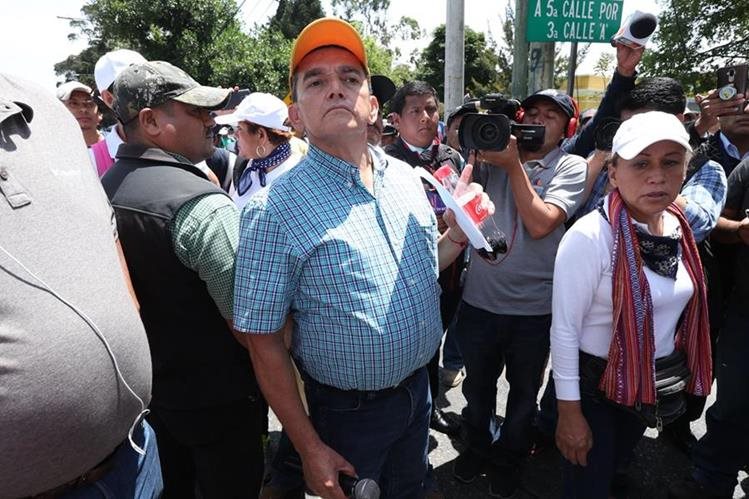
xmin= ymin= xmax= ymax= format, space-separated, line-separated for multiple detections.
xmin=458 ymin=113 xmax=511 ymax=151
xmin=478 ymin=122 xmax=500 ymax=143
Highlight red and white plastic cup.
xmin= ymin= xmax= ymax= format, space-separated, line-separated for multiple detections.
xmin=459 ymin=192 xmax=489 ymax=225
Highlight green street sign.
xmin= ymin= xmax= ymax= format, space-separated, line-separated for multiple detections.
xmin=527 ymin=0 xmax=624 ymax=43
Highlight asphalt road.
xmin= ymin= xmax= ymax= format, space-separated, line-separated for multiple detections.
xmin=268 ymin=363 xmax=747 ymax=498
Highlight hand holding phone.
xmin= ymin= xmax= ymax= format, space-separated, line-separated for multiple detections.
xmin=717 ymin=65 xmax=748 ymax=114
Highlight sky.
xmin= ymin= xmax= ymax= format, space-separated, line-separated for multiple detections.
xmin=1 ymin=0 xmax=659 ymax=95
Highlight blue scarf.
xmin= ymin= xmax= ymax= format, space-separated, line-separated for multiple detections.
xmin=237 ymin=142 xmax=291 ymax=196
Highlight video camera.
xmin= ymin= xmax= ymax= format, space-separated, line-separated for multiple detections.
xmin=458 ymin=94 xmax=545 ymax=151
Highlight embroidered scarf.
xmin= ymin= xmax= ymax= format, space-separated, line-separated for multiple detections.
xmin=237 ymin=142 xmax=291 ymax=196
xmin=600 ymin=190 xmax=712 ymax=407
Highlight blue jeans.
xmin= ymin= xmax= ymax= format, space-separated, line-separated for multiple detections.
xmin=562 ymin=391 xmax=646 ymax=499
xmin=303 ymin=366 xmax=431 ymax=499
xmin=692 ymin=309 xmax=749 ymax=494
xmin=456 ymin=302 xmax=550 ymax=469
xmin=61 ymin=421 xmax=163 ymax=498
xmin=441 ymin=317 xmax=464 ymax=371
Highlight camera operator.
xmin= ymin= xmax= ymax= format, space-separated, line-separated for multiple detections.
xmin=451 ymin=89 xmax=587 ymax=497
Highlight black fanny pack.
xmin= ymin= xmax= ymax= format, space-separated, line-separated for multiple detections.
xmin=579 ymin=350 xmax=691 ymax=430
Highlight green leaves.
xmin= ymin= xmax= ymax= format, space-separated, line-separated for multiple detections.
xmin=416 ymin=24 xmax=506 ymax=99
xmin=640 ymin=0 xmax=749 ymax=93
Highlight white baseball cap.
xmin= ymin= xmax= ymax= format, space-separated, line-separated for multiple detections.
xmin=612 ymin=111 xmax=692 ymax=160
xmin=56 ymin=81 xmax=93 ymax=101
xmin=215 ymin=92 xmax=290 ymax=131
xmin=94 ymin=49 xmax=147 ymax=92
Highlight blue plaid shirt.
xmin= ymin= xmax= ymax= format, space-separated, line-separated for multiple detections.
xmin=575 ymin=159 xmax=726 ymax=243
xmin=233 ymin=145 xmax=442 ymax=390
xmin=680 ymin=159 xmax=727 ymax=243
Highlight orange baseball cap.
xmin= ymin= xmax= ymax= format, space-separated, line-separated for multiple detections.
xmin=289 ymin=17 xmax=369 ymax=80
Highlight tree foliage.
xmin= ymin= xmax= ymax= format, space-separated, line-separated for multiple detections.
xmin=416 ymin=24 xmax=504 ymax=99
xmin=269 ymin=0 xmax=325 ymax=40
xmin=211 ymin=27 xmax=293 ymax=95
xmin=640 ymin=0 xmax=749 ymax=93
xmin=63 ymin=0 xmax=244 ymax=84
xmin=593 ymin=52 xmax=615 ymax=87
xmin=496 ymin=5 xmax=515 ymax=95
xmin=331 ymin=0 xmax=390 ymax=41
xmin=56 ymin=0 xmax=416 ymax=98
xmin=55 ymin=0 xmax=297 ymax=96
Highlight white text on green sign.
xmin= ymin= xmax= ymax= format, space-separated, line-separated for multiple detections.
xmin=527 ymin=0 xmax=624 ymax=43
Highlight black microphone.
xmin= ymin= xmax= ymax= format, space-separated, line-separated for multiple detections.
xmin=339 ymin=474 xmax=381 ymax=499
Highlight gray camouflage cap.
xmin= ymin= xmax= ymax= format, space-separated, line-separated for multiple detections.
xmin=113 ymin=60 xmax=231 ymax=123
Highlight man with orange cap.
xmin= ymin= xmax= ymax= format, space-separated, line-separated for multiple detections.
xmin=234 ymin=17 xmax=492 ymax=499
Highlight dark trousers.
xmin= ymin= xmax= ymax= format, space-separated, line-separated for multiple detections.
xmin=562 ymin=393 xmax=646 ymax=499
xmin=428 ymin=265 xmax=465 ymax=406
xmin=536 ymin=372 xmax=557 ymax=436
xmin=147 ymin=396 xmax=265 ymax=499
xmin=456 ymin=301 xmax=550 ymax=471
xmin=692 ymin=309 xmax=749 ymax=494
xmin=303 ymin=367 xmax=432 ymax=499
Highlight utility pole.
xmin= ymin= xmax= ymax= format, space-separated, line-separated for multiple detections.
xmin=444 ymin=0 xmax=465 ymax=116
xmin=511 ymin=0 xmax=529 ymax=99
xmin=567 ymin=41 xmax=578 ymax=96
xmin=528 ymin=42 xmax=555 ymax=94
xmin=542 ymin=42 xmax=555 ymax=90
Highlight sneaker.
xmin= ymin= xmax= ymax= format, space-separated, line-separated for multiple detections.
xmin=453 ymin=449 xmax=484 ymax=484
xmin=489 ymin=468 xmax=519 ymax=498
xmin=441 ymin=368 xmax=466 ymax=388
xmin=667 ymin=477 xmax=732 ymax=499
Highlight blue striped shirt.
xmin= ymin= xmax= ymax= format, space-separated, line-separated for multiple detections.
xmin=233 ymin=145 xmax=442 ymax=390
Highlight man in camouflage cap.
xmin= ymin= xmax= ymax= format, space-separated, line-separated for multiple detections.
xmin=102 ymin=61 xmax=266 ymax=497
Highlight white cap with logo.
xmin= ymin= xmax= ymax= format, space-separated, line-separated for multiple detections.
xmin=94 ymin=49 xmax=147 ymax=92
xmin=612 ymin=111 xmax=692 ymax=160
xmin=56 ymin=81 xmax=93 ymax=101
xmin=215 ymin=92 xmax=290 ymax=131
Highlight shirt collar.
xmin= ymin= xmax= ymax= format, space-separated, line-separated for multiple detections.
xmin=719 ymin=131 xmax=749 ymax=160
xmin=308 ymin=143 xmax=387 ymax=185
xmin=401 ymin=138 xmax=428 ymax=154
xmin=523 ymin=146 xmax=563 ymax=170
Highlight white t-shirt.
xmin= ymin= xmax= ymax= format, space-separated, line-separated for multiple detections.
xmin=551 ymin=199 xmax=694 ymax=401
xmin=231 ymin=153 xmax=301 ymax=210
xmin=105 ymin=125 xmax=125 ymax=158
